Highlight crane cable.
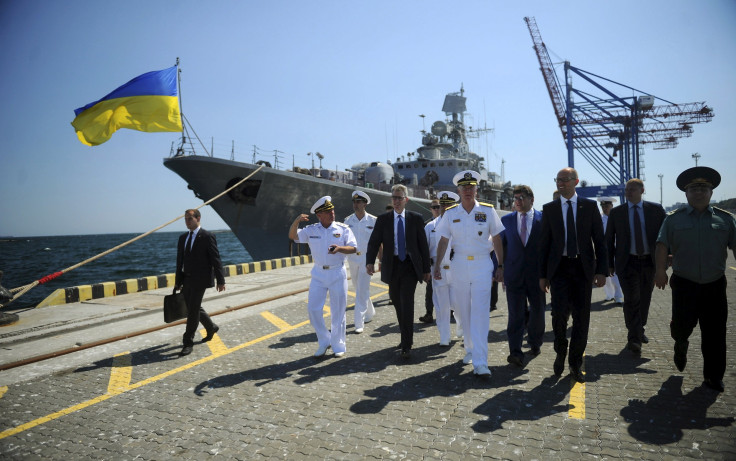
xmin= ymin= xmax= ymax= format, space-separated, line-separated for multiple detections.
xmin=1 ymin=164 xmax=265 ymax=309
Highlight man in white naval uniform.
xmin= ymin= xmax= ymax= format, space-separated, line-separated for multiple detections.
xmin=425 ymin=191 xmax=460 ymax=346
xmin=344 ymin=190 xmax=377 ymax=333
xmin=598 ymin=197 xmax=623 ymax=303
xmin=289 ymin=196 xmax=357 ymax=357
xmin=434 ymin=171 xmax=505 ymax=379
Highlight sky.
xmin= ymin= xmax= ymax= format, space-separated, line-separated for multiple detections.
xmin=1 ymin=0 xmax=734 ymax=237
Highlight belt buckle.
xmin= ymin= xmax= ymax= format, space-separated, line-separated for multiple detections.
xmin=356 ymin=251 xmax=362 ymax=255
xmin=322 ymin=265 xmax=330 ymax=270
xmin=443 ymin=265 xmax=450 ymax=270
xmin=467 ymin=255 xmax=474 ymax=260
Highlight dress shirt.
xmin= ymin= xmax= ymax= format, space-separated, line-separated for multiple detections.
xmin=517 ymin=209 xmax=535 ymax=246
xmin=393 ymin=210 xmax=406 ymax=256
xmin=560 ymin=194 xmax=578 ymax=256
xmin=627 ymin=201 xmax=650 ymax=255
xmin=344 ymin=213 xmax=376 ymax=256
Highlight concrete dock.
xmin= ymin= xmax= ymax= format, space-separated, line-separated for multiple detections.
xmin=0 ymin=258 xmax=734 ymax=459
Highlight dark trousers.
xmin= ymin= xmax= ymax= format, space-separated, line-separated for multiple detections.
xmin=670 ymin=274 xmax=728 ymax=382
xmin=389 ymin=256 xmax=418 ymax=350
xmin=619 ymin=257 xmax=655 ymax=343
xmin=506 ymin=282 xmax=546 ymax=357
xmin=550 ymin=258 xmax=592 ymax=370
xmin=182 ymin=282 xmax=216 ymax=347
xmin=491 ymin=281 xmax=498 ymax=308
xmin=424 ymin=279 xmax=433 ymax=317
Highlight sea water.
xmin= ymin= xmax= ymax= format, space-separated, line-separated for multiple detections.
xmin=0 ymin=231 xmax=252 ymax=310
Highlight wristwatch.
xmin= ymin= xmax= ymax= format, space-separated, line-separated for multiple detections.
xmin=497 ymin=264 xmax=504 ymax=268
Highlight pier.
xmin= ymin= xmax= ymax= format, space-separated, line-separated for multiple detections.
xmin=0 ymin=257 xmax=734 ymax=459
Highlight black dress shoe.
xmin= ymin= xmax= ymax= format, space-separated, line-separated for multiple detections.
xmin=203 ymin=325 xmax=220 ymax=342
xmin=507 ymin=354 xmax=524 ymax=367
xmin=553 ymin=352 xmax=565 ymax=376
xmin=674 ymin=350 xmax=687 ymax=372
xmin=529 ymin=346 xmax=541 ymax=356
xmin=641 ymin=334 xmax=649 ymax=344
xmin=419 ymin=315 xmax=434 ymax=324
xmin=400 ymin=349 xmax=411 ymax=359
xmin=570 ymin=367 xmax=585 ymax=383
xmin=703 ymin=378 xmax=725 ymax=392
xmin=179 ymin=346 xmax=193 ymax=356
xmin=627 ymin=341 xmax=642 ymax=353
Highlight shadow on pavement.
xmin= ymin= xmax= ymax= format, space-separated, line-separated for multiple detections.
xmin=620 ymin=375 xmax=734 ymax=444
xmin=471 ymin=375 xmax=570 ymax=433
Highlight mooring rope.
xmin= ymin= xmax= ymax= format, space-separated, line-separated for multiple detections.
xmin=1 ymin=163 xmax=265 ymax=309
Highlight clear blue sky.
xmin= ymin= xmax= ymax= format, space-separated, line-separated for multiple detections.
xmin=1 ymin=0 xmax=734 ymax=237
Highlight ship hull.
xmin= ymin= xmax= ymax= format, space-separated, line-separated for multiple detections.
xmin=163 ymin=155 xmax=433 ymax=261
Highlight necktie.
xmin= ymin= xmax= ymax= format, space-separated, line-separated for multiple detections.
xmin=397 ymin=215 xmax=406 ymax=261
xmin=186 ymin=231 xmax=194 ymax=253
xmin=633 ymin=205 xmax=644 ymax=256
xmin=520 ymin=213 xmax=528 ymax=246
xmin=566 ymin=200 xmax=577 ymax=257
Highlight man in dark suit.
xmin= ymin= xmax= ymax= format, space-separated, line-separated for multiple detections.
xmin=366 ymin=184 xmax=431 ymax=359
xmin=502 ymin=185 xmax=545 ymax=367
xmin=175 ymin=209 xmax=226 ymax=357
xmin=539 ymin=168 xmax=607 ymax=382
xmin=606 ymin=178 xmax=666 ymax=354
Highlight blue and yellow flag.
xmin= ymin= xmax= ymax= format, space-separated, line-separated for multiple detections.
xmin=71 ymin=65 xmax=182 ymax=146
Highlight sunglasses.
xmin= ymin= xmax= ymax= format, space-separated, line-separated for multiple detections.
xmin=430 ymin=205 xmax=440 ymax=210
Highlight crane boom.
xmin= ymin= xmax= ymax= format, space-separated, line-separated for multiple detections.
xmin=524 ymin=16 xmax=566 ymax=139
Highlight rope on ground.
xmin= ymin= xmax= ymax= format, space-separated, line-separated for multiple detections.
xmin=1 ymin=164 xmax=265 ymax=309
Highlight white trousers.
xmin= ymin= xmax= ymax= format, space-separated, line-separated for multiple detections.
xmin=604 ymin=274 xmax=623 ymax=300
xmin=348 ymin=258 xmax=375 ymax=329
xmin=308 ymin=267 xmax=348 ymax=353
xmin=432 ymin=263 xmax=452 ymax=344
xmin=450 ymin=257 xmax=493 ymax=367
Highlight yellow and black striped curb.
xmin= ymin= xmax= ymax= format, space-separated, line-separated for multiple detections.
xmin=36 ymin=255 xmax=313 ymax=308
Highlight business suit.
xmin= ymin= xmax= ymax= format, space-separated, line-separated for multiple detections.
xmin=501 ymin=209 xmax=545 ymax=361
xmin=606 ymin=200 xmax=666 ymax=346
xmin=366 ymin=210 xmax=431 ymax=354
xmin=539 ymin=195 xmax=607 ymax=374
xmin=175 ymin=227 xmax=225 ymax=348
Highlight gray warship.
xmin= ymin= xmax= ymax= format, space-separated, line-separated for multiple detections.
xmin=164 ymin=87 xmax=510 ymax=261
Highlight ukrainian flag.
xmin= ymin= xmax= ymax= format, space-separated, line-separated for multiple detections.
xmin=71 ymin=65 xmax=182 ymax=146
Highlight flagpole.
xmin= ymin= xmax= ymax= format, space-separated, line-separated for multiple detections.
xmin=176 ymin=57 xmax=185 ymax=147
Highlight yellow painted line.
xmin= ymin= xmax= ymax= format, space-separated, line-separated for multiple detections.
xmin=200 ymin=329 xmax=229 ymax=354
xmin=261 ymin=311 xmax=292 ymax=330
xmin=347 ymin=290 xmax=357 ymax=298
xmin=568 ymin=378 xmax=586 ymax=419
xmin=729 ymin=266 xmax=736 ymax=271
xmin=370 ymin=282 xmax=389 ymax=289
xmin=0 ymin=286 xmax=392 ymax=440
xmin=107 ymin=352 xmax=132 ymax=395
xmin=0 ymin=316 xmax=312 ymax=440
xmin=0 ymin=386 xmax=7 ymax=399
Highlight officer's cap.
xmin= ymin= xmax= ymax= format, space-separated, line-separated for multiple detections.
xmin=676 ymin=166 xmax=721 ymax=191
xmin=351 ymin=190 xmax=371 ymax=204
xmin=311 ymin=196 xmax=335 ymax=214
xmin=438 ymin=191 xmax=460 ymax=204
xmin=453 ymin=170 xmax=481 ymax=186
xmin=596 ymin=196 xmax=617 ymax=205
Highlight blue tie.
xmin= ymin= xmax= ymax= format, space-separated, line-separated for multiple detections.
xmin=397 ymin=215 xmax=406 ymax=261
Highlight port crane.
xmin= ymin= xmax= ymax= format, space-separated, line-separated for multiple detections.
xmin=524 ymin=17 xmax=714 ymax=192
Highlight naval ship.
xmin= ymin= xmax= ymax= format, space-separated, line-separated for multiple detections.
xmin=164 ymin=88 xmax=510 ymax=261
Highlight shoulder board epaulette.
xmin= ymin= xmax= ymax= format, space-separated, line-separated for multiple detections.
xmin=335 ymin=222 xmax=349 ymax=228
xmin=667 ymin=207 xmax=686 ymax=216
xmin=445 ymin=203 xmax=459 ymax=210
xmin=713 ymin=206 xmax=734 ymax=217
xmin=478 ymin=202 xmax=494 ymax=208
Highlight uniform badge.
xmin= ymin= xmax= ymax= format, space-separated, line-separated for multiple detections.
xmin=475 ymin=212 xmax=487 ymax=222
xmin=478 ymin=231 xmax=482 ymax=236
xmin=453 ymin=219 xmax=461 ymax=223
xmin=309 ymin=236 xmax=320 ymax=239
xmin=367 ymin=226 xmax=374 ymax=229
xmin=333 ymin=233 xmax=341 ymax=238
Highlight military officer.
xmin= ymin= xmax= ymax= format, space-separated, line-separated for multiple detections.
xmin=289 ymin=196 xmax=357 ymax=357
xmin=344 ymin=191 xmax=377 ymax=333
xmin=655 ymin=166 xmax=735 ymax=392
xmin=434 ymin=171 xmax=505 ymax=379
xmin=598 ymin=197 xmax=624 ymax=304
xmin=425 ymin=191 xmax=460 ymax=346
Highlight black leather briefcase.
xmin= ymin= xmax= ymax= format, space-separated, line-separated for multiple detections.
xmin=163 ymin=289 xmax=188 ymax=323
